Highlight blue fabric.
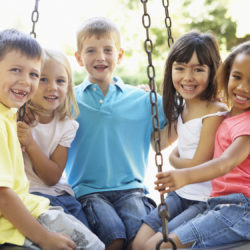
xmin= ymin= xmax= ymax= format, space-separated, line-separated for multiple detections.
xmin=32 ymin=192 xmax=89 ymax=228
xmin=65 ymin=77 xmax=166 ymax=198
xmin=78 ymin=189 xmax=156 ymax=246
xmin=175 ymin=193 xmax=250 ymax=248
xmin=143 ymin=191 xmax=207 ymax=233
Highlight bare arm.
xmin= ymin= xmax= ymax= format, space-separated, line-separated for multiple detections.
xmin=155 ymin=135 xmax=250 ymax=194
xmin=169 ymin=115 xmax=225 ymax=168
xmin=0 ymin=187 xmax=76 ymax=249
xmin=151 ymin=121 xmax=178 ymax=151
xmin=17 ymin=121 xmax=68 ymax=186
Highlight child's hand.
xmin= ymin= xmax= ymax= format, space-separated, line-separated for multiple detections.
xmin=137 ymin=84 xmax=151 ymax=92
xmin=17 ymin=121 xmax=34 ymax=150
xmin=154 ymin=170 xmax=187 ymax=194
xmin=40 ymin=231 xmax=76 ymax=250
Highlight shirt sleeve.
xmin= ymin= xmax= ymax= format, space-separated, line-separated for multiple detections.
xmin=58 ymin=119 xmax=79 ymax=148
xmin=0 ymin=122 xmax=14 ymax=188
xmin=231 ymin=114 xmax=250 ymax=141
xmin=157 ymin=94 xmax=167 ymax=129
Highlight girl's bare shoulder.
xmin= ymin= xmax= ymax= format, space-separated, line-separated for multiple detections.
xmin=208 ymin=101 xmax=228 ymax=113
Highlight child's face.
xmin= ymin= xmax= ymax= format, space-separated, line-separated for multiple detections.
xmin=172 ymin=51 xmax=210 ymax=102
xmin=31 ymin=58 xmax=68 ymax=115
xmin=0 ymin=50 xmax=41 ymax=109
xmin=75 ymin=35 xmax=124 ymax=86
xmin=228 ymin=53 xmax=250 ymax=115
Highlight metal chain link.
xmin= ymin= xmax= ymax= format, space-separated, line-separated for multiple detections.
xmin=140 ymin=1 xmax=176 ymax=249
xmin=18 ymin=0 xmax=40 ymax=121
xmin=30 ymin=0 xmax=40 ymax=38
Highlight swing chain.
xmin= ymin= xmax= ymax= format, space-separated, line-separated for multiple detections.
xmin=162 ymin=0 xmax=174 ymax=48
xmin=30 ymin=0 xmax=40 ymax=38
xmin=140 ymin=1 xmax=176 ymax=249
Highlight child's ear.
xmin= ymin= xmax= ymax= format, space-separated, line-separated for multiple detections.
xmin=75 ymin=51 xmax=84 ymax=66
xmin=117 ymin=48 xmax=124 ymax=64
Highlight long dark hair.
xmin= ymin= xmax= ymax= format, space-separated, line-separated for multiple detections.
xmin=163 ymin=31 xmax=221 ymax=134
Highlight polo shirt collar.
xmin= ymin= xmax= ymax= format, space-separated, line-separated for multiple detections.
xmin=80 ymin=77 xmax=125 ymax=92
xmin=0 ymin=103 xmax=18 ymax=120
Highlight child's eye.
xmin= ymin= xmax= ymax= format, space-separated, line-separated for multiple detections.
xmin=56 ymin=79 xmax=66 ymax=85
xmin=194 ymin=68 xmax=204 ymax=72
xmin=174 ymin=66 xmax=184 ymax=71
xmin=232 ymin=74 xmax=241 ymax=80
xmin=40 ymin=77 xmax=48 ymax=83
xmin=104 ymin=48 xmax=112 ymax=53
xmin=30 ymin=72 xmax=39 ymax=79
xmin=87 ymin=49 xmax=95 ymax=53
xmin=10 ymin=67 xmax=20 ymax=73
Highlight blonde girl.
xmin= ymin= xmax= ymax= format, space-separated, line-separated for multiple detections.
xmin=17 ymin=49 xmax=90 ymax=229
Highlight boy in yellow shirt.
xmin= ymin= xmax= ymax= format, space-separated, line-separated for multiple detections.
xmin=0 ymin=29 xmax=104 ymax=250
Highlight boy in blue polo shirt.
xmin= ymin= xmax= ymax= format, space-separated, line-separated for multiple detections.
xmin=65 ymin=17 xmax=166 ymax=250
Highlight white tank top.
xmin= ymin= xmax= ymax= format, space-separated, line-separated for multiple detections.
xmin=175 ymin=111 xmax=228 ymax=201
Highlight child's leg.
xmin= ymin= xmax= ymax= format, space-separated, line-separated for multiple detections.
xmin=32 ymin=192 xmax=89 ymax=228
xmin=78 ymin=193 xmax=126 ymax=248
xmin=24 ymin=206 xmax=105 ymax=250
xmin=162 ymin=194 xmax=250 ymax=249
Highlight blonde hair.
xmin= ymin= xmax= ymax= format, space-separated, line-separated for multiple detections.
xmin=29 ymin=49 xmax=79 ymax=121
xmin=76 ymin=17 xmax=121 ymax=53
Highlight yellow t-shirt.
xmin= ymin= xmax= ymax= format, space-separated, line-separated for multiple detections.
xmin=0 ymin=104 xmax=49 ymax=245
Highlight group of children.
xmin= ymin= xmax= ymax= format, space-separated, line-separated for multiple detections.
xmin=0 ymin=16 xmax=249 ymax=250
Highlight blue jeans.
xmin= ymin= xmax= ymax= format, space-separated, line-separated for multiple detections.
xmin=175 ymin=193 xmax=250 ymax=248
xmin=143 ymin=191 xmax=207 ymax=233
xmin=32 ymin=192 xmax=89 ymax=228
xmin=78 ymin=189 xmax=156 ymax=246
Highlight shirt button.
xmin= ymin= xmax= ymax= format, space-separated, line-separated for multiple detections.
xmin=99 ymin=99 xmax=103 ymax=104
xmin=93 ymin=87 xmax=96 ymax=91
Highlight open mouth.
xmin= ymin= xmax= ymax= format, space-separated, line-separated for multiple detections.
xmin=94 ymin=65 xmax=108 ymax=70
xmin=233 ymin=93 xmax=249 ymax=104
xmin=11 ymin=89 xmax=28 ymax=98
xmin=44 ymin=95 xmax=58 ymax=101
xmin=181 ymin=84 xmax=196 ymax=91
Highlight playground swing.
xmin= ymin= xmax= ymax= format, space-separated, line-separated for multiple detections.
xmin=1 ymin=1 xmax=250 ymax=250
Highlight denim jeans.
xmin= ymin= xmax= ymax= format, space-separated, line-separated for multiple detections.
xmin=32 ymin=192 xmax=89 ymax=228
xmin=78 ymin=189 xmax=156 ymax=246
xmin=175 ymin=193 xmax=250 ymax=248
xmin=143 ymin=191 xmax=207 ymax=233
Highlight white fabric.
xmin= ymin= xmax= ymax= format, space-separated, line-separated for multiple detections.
xmin=24 ymin=114 xmax=79 ymax=196
xmin=175 ymin=111 xmax=228 ymax=201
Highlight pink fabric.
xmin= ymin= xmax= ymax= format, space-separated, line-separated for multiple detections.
xmin=211 ymin=110 xmax=250 ymax=197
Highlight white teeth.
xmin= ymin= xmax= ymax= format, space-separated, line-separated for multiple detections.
xmin=235 ymin=94 xmax=248 ymax=101
xmin=182 ymin=85 xmax=195 ymax=90
xmin=12 ymin=89 xmax=27 ymax=96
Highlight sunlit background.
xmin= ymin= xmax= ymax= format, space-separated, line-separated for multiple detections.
xmin=1 ymin=0 xmax=249 ymax=202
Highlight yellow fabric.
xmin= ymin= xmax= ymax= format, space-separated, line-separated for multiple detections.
xmin=0 ymin=103 xmax=49 ymax=245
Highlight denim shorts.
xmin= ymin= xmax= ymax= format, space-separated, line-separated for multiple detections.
xmin=143 ymin=191 xmax=207 ymax=233
xmin=78 ymin=189 xmax=156 ymax=246
xmin=175 ymin=193 xmax=250 ymax=248
xmin=32 ymin=192 xmax=89 ymax=228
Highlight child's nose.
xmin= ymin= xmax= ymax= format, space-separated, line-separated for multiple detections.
xmin=96 ymin=51 xmax=105 ymax=60
xmin=48 ymin=81 xmax=57 ymax=90
xmin=183 ymin=69 xmax=194 ymax=81
xmin=236 ymin=80 xmax=250 ymax=93
xmin=20 ymin=73 xmax=32 ymax=86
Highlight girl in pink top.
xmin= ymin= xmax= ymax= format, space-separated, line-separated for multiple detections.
xmin=140 ymin=41 xmax=250 ymax=249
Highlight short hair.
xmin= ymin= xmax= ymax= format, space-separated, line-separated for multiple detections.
xmin=0 ymin=28 xmax=43 ymax=61
xmin=216 ymin=41 xmax=250 ymax=107
xmin=162 ymin=31 xmax=221 ymax=132
xmin=76 ymin=17 xmax=121 ymax=53
xmin=29 ymin=49 xmax=79 ymax=121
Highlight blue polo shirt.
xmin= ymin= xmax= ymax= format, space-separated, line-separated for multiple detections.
xmin=65 ymin=77 xmax=166 ymax=198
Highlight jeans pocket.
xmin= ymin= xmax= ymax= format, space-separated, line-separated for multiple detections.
xmin=143 ymin=196 xmax=157 ymax=214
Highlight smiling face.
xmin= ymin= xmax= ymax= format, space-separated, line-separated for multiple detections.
xmin=75 ymin=34 xmax=124 ymax=87
xmin=31 ymin=58 xmax=69 ymax=117
xmin=228 ymin=53 xmax=250 ymax=116
xmin=172 ymin=51 xmax=210 ymax=103
xmin=0 ymin=50 xmax=41 ymax=109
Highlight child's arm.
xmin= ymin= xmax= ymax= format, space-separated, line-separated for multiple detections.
xmin=155 ymin=135 xmax=250 ymax=194
xmin=0 ymin=187 xmax=76 ymax=249
xmin=17 ymin=121 xmax=67 ymax=186
xmin=169 ymin=115 xmax=224 ymax=168
xmin=151 ymin=121 xmax=178 ymax=151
